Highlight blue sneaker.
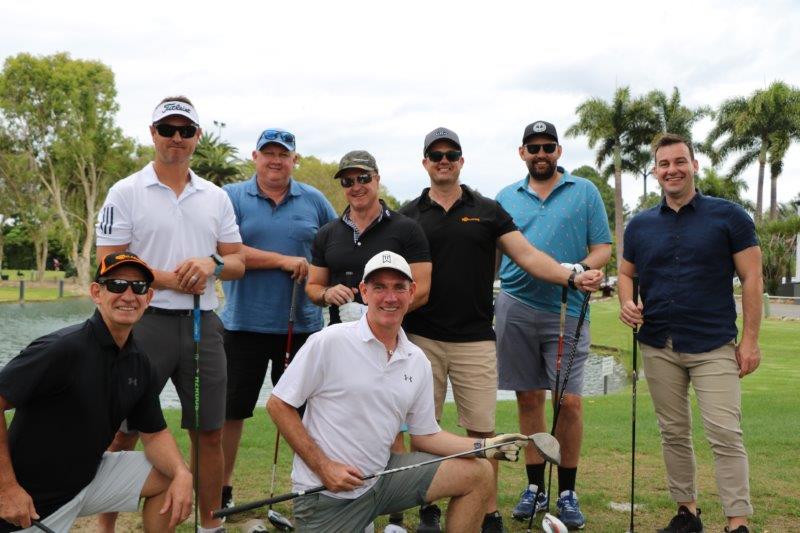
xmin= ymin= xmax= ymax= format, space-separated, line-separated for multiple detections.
xmin=512 ymin=484 xmax=548 ymax=520
xmin=556 ymin=490 xmax=586 ymax=529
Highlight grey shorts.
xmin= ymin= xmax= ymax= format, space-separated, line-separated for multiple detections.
xmin=495 ymin=291 xmax=590 ymax=395
xmin=292 ymin=452 xmax=440 ymax=532
xmin=133 ymin=311 xmax=227 ymax=430
xmin=21 ymin=451 xmax=151 ymax=532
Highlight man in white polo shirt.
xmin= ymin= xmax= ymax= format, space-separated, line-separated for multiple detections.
xmin=96 ymin=96 xmax=245 ymax=532
xmin=268 ymin=251 xmax=529 ymax=531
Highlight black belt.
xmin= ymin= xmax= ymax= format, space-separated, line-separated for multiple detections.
xmin=145 ymin=307 xmax=212 ymax=317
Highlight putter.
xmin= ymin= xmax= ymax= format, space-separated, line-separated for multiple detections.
xmin=213 ymin=432 xmax=560 ymax=519
xmin=265 ymin=280 xmax=300 ymax=532
xmin=629 ymin=274 xmax=640 ymax=533
xmin=192 ymin=294 xmax=201 ymax=533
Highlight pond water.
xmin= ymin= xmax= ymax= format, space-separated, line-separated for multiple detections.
xmin=0 ymin=299 xmax=628 ymax=409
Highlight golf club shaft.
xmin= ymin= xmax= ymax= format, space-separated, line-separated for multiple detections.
xmin=32 ymin=520 xmax=56 ymax=533
xmin=192 ymin=294 xmax=201 ymax=532
xmin=213 ymin=434 xmax=547 ymax=519
xmin=551 ymin=292 xmax=591 ymax=431
xmin=630 ymin=274 xmax=639 ymax=532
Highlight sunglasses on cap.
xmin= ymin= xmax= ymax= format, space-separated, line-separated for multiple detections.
xmin=98 ymin=278 xmax=151 ymax=295
xmin=426 ymin=150 xmax=462 ymax=163
xmin=155 ymin=124 xmax=198 ymax=139
xmin=340 ymin=174 xmax=373 ymax=188
xmin=525 ymin=143 xmax=558 ymax=155
xmin=259 ymin=130 xmax=296 ymax=145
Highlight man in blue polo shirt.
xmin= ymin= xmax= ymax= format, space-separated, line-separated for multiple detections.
xmin=220 ymin=128 xmax=337 ymax=512
xmin=618 ymin=134 xmax=762 ymax=533
xmin=495 ymin=120 xmax=612 ymax=529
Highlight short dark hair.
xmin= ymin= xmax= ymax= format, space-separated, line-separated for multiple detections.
xmin=653 ymin=133 xmax=695 ymax=161
xmin=158 ymin=95 xmax=194 ymax=107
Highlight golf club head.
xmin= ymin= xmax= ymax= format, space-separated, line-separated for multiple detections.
xmin=530 ymin=432 xmax=561 ymax=465
xmin=542 ymin=513 xmax=568 ymax=533
xmin=268 ymin=509 xmax=294 ymax=531
xmin=242 ymin=518 xmax=269 ymax=533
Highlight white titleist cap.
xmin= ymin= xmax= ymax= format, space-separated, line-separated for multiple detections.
xmin=152 ymin=100 xmax=200 ymax=125
xmin=362 ymin=251 xmax=413 ymax=282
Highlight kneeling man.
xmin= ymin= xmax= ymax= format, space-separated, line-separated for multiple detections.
xmin=268 ymin=251 xmax=527 ymax=531
xmin=0 ymin=252 xmax=192 ymax=532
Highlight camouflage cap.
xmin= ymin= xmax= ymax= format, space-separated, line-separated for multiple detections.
xmin=333 ymin=150 xmax=379 ymax=179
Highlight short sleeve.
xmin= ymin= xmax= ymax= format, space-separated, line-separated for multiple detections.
xmin=0 ymin=334 xmax=72 ymax=408
xmin=402 ymin=219 xmax=431 ymax=263
xmin=223 ymin=184 xmax=242 ymax=226
xmin=96 ymin=185 xmax=132 ymax=246
xmin=405 ymin=358 xmax=441 ymax=435
xmin=318 ymin=196 xmax=338 ymax=226
xmin=311 ymin=223 xmax=332 ymax=268
xmin=127 ymin=364 xmax=167 ymax=434
xmin=623 ymin=218 xmax=638 ymax=263
xmin=493 ymin=202 xmax=518 ymax=239
xmin=587 ymin=185 xmax=612 ymax=245
xmin=271 ymin=332 xmax=325 ymax=408
xmin=727 ymin=203 xmax=758 ymax=254
xmin=217 ymin=192 xmax=242 ymax=244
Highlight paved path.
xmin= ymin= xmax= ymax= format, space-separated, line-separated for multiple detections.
xmin=736 ymin=300 xmax=800 ymax=318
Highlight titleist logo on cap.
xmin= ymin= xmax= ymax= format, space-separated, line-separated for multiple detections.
xmin=162 ymin=102 xmax=192 ymax=113
xmin=152 ymin=100 xmax=200 ymax=125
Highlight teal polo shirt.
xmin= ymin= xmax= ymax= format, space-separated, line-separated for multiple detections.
xmin=495 ymin=168 xmax=611 ymax=318
xmin=220 ymin=177 xmax=337 ymax=333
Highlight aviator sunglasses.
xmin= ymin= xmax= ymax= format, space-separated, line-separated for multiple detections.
xmin=155 ymin=124 xmax=198 ymax=139
xmin=339 ymin=174 xmax=373 ymax=188
xmin=525 ymin=143 xmax=558 ymax=155
xmin=98 ymin=278 xmax=151 ymax=295
xmin=426 ymin=150 xmax=462 ymax=163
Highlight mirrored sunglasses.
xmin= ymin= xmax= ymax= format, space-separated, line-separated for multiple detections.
xmin=340 ymin=174 xmax=373 ymax=188
xmin=98 ymin=278 xmax=151 ymax=295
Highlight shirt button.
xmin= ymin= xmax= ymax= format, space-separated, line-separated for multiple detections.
xmin=357 ymin=242 xmax=362 ymax=246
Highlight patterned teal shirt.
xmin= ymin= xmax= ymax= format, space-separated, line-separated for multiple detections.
xmin=495 ymin=168 xmax=611 ymax=318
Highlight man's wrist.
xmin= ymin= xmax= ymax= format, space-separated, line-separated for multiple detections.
xmin=567 ymin=272 xmax=578 ymax=290
xmin=320 ymin=287 xmax=331 ymax=307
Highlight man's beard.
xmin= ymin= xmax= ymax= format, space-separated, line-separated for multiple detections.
xmin=527 ymin=160 xmax=556 ymax=181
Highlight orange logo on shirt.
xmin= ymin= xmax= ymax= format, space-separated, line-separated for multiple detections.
xmin=461 ymin=217 xmax=480 ymax=222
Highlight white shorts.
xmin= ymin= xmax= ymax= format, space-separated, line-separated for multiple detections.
xmin=21 ymin=451 xmax=152 ymax=532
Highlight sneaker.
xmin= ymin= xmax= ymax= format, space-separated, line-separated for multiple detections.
xmin=384 ymin=524 xmax=407 ymax=533
xmin=221 ymin=485 xmax=234 ymax=509
xmin=556 ymin=490 xmax=586 ymax=530
xmin=724 ymin=527 xmax=748 ymax=533
xmin=657 ymin=505 xmax=703 ymax=533
xmin=481 ymin=511 xmax=505 ymax=533
xmin=512 ymin=484 xmax=549 ymax=519
xmin=417 ymin=504 xmax=442 ymax=533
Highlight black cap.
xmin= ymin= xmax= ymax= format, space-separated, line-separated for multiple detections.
xmin=95 ymin=251 xmax=155 ymax=282
xmin=522 ymin=121 xmax=558 ymax=144
xmin=423 ymin=127 xmax=462 ymax=155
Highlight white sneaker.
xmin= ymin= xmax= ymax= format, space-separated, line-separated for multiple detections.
xmin=384 ymin=524 xmax=408 ymax=533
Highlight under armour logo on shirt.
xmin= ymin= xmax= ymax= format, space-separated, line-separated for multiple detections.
xmin=128 ymin=378 xmax=138 ymax=386
xmin=403 ymin=374 xmax=413 ymax=382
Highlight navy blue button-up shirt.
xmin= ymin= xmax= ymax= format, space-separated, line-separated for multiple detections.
xmin=623 ymin=192 xmax=758 ymax=353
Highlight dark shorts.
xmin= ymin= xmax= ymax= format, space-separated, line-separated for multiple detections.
xmin=495 ymin=291 xmax=590 ymax=395
xmin=223 ymin=329 xmax=311 ymax=420
xmin=292 ymin=452 xmax=440 ymax=532
xmin=133 ymin=312 xmax=227 ymax=430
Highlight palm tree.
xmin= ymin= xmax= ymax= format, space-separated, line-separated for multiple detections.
xmin=566 ymin=87 xmax=659 ymax=272
xmin=193 ymin=127 xmax=246 ymax=187
xmin=706 ymin=81 xmax=800 ymax=221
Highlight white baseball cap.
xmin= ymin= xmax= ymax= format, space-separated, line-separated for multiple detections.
xmin=152 ymin=100 xmax=200 ymax=125
xmin=362 ymin=251 xmax=413 ymax=282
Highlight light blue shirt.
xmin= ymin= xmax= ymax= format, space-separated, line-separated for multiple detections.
xmin=495 ymin=169 xmax=611 ymax=318
xmin=220 ymin=177 xmax=337 ymax=333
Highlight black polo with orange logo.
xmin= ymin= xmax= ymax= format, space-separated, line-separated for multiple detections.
xmin=401 ymin=185 xmax=517 ymax=341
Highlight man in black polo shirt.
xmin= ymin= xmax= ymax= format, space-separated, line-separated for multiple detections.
xmin=0 ymin=252 xmax=192 ymax=532
xmin=619 ymin=134 xmax=762 ymax=533
xmin=401 ymin=127 xmax=603 ymax=533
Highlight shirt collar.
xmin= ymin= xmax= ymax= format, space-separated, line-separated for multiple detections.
xmin=659 ymin=189 xmax=701 ymax=212
xmin=341 ymin=199 xmax=392 ymax=223
xmin=88 ymin=309 xmax=134 ymax=354
xmin=143 ymin=162 xmax=206 ymax=191
xmin=244 ymin=175 xmax=300 ymax=198
xmin=418 ymin=184 xmax=475 ymax=211
xmin=515 ymin=166 xmax=572 ymax=194
xmin=356 ymin=314 xmax=413 ymax=361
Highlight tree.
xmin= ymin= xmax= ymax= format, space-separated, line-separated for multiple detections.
xmin=757 ymin=215 xmax=800 ymax=294
xmin=705 ymin=81 xmax=800 ymax=221
xmin=566 ymin=87 xmax=659 ymax=271
xmin=571 ymin=165 xmax=615 ymax=231
xmin=0 ymin=52 xmax=138 ymax=286
xmin=694 ymin=167 xmax=754 ymax=212
xmin=193 ymin=123 xmax=247 ymax=186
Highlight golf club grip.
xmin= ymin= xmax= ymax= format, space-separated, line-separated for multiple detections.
xmin=632 ymin=274 xmax=639 ymax=304
xmin=32 ymin=520 xmax=56 ymax=533
xmin=192 ymin=294 xmax=201 ymax=342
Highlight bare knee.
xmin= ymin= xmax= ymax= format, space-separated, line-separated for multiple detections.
xmin=517 ymin=390 xmax=546 ymax=413
xmin=556 ymin=395 xmax=583 ymax=421
xmin=197 ymin=428 xmax=223 ymax=447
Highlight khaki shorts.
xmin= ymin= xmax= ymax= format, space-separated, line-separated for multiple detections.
xmin=20 ymin=451 xmax=151 ymax=532
xmin=407 ymin=334 xmax=497 ymax=433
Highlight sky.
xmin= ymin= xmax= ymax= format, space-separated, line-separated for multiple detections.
xmin=2 ymin=0 xmax=799 ymax=212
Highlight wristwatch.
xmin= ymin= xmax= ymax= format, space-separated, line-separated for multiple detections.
xmin=567 ymin=272 xmax=578 ymax=290
xmin=210 ymin=253 xmax=224 ymax=277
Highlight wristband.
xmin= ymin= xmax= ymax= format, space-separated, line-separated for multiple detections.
xmin=320 ymin=287 xmax=331 ymax=307
xmin=568 ymin=272 xmax=577 ymax=290
xmin=474 ymin=439 xmax=484 ymax=458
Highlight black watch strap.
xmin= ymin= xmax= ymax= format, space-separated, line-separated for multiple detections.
xmin=579 ymin=262 xmax=590 ymax=272
xmin=568 ymin=272 xmax=577 ymax=290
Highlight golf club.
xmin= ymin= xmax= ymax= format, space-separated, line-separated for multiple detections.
xmin=528 ymin=289 xmax=591 ymax=533
xmin=192 ymin=294 xmax=201 ymax=532
xmin=546 ymin=287 xmax=568 ymax=510
xmin=32 ymin=520 xmax=56 ymax=533
xmin=212 ymin=433 xmax=560 ymax=519
xmin=265 ymin=280 xmax=300 ymax=532
xmin=629 ymin=274 xmax=640 ymax=533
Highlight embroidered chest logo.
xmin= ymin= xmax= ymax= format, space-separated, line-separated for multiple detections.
xmin=403 ymin=373 xmax=413 ymax=383
xmin=461 ymin=216 xmax=480 ymax=223
xmin=128 ymin=378 xmax=138 ymax=387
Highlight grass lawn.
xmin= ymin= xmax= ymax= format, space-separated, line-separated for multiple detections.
xmin=0 ymin=270 xmax=82 ymax=302
xmin=75 ymin=299 xmax=799 ymax=531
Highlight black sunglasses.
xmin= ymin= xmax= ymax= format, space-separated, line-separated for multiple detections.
xmin=155 ymin=124 xmax=198 ymax=139
xmin=98 ymin=278 xmax=151 ymax=295
xmin=426 ymin=150 xmax=462 ymax=163
xmin=340 ymin=174 xmax=373 ymax=188
xmin=525 ymin=143 xmax=558 ymax=155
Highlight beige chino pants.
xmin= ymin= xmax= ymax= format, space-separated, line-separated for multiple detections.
xmin=641 ymin=339 xmax=753 ymax=517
